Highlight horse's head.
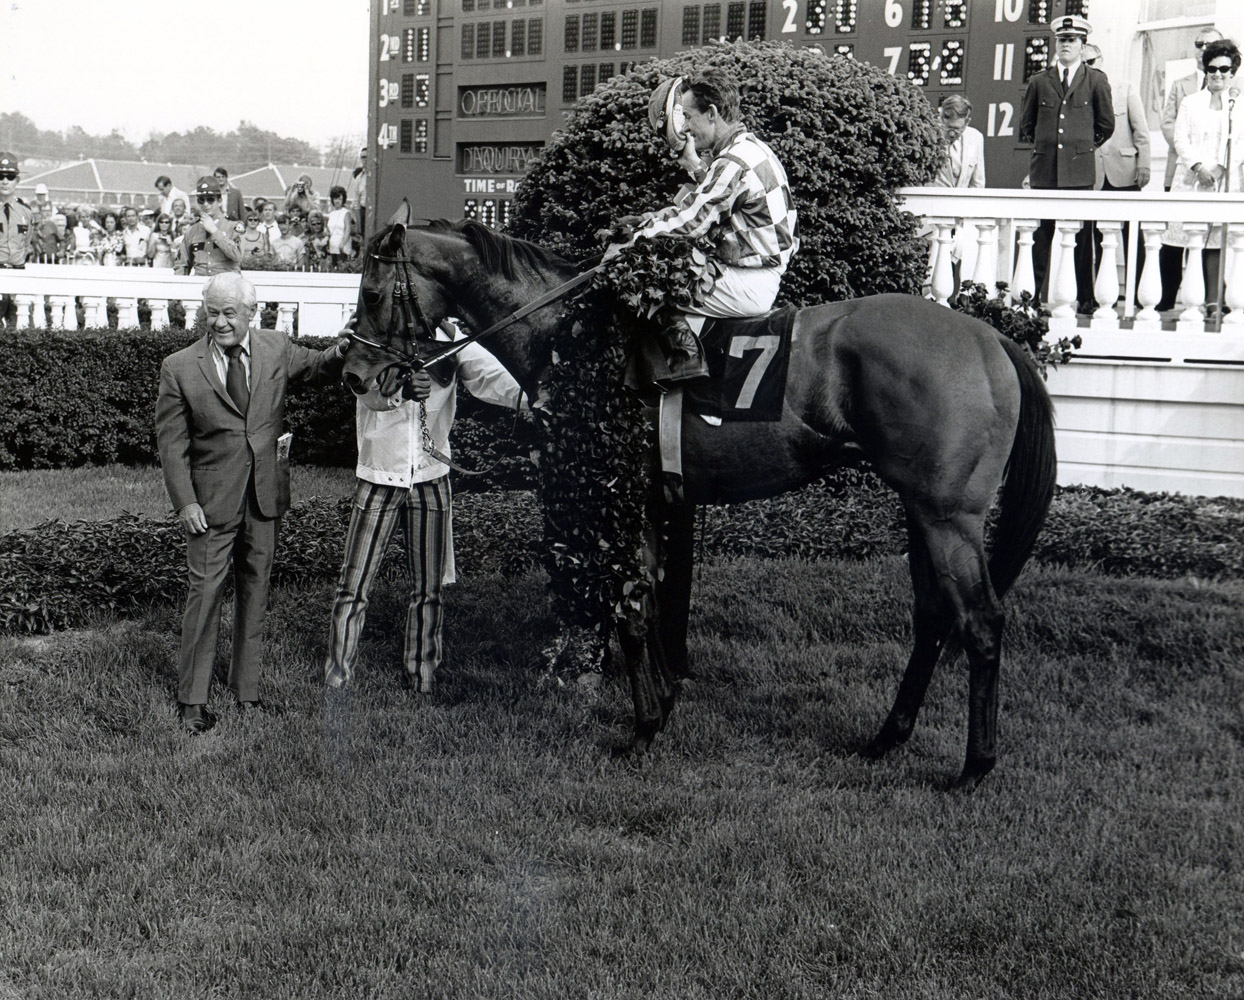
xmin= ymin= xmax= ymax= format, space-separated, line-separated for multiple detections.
xmin=343 ymin=202 xmax=454 ymax=398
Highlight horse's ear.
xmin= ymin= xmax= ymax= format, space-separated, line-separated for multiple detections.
xmin=383 ymin=223 xmax=406 ymax=252
xmin=387 ymin=200 xmax=411 ymax=227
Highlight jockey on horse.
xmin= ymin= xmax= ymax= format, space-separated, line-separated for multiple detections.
xmin=605 ymin=70 xmax=800 ymax=387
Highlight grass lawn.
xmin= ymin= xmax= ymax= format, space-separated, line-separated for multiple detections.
xmin=0 ymin=464 xmax=358 ymax=533
xmin=2 ymin=551 xmax=1242 ymax=999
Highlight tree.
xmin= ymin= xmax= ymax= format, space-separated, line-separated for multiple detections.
xmin=507 ymin=40 xmax=944 ymax=306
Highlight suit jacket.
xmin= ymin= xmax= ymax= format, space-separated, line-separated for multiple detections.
xmin=1162 ymin=71 xmax=1202 ymax=188
xmin=1096 ymin=82 xmax=1151 ymax=189
xmin=933 ymin=125 xmax=986 ymax=188
xmin=1019 ymin=63 xmax=1114 ymax=189
xmin=223 ymin=185 xmax=245 ymax=221
xmin=156 ymin=329 xmax=344 ymax=525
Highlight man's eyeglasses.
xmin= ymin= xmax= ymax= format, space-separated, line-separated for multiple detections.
xmin=0 ymin=172 xmax=18 ymax=180
xmin=196 ymin=194 xmax=218 ymax=203
xmin=1195 ymin=40 xmax=1214 ymax=49
xmin=1205 ymin=65 xmax=1234 ymax=75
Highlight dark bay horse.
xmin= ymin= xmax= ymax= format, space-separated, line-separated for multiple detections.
xmin=344 ymin=212 xmax=1057 ymax=790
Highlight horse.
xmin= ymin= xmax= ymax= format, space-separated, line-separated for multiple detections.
xmin=343 ymin=208 xmax=1057 ymax=791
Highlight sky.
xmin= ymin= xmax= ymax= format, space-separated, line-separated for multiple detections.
xmin=0 ymin=0 xmax=370 ymax=150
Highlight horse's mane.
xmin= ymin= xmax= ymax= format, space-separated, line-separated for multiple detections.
xmin=425 ymin=219 xmax=571 ymax=282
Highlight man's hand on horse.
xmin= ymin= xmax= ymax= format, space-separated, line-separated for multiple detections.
xmin=400 ymin=369 xmax=432 ymax=401
xmin=177 ymin=502 xmax=208 ymax=536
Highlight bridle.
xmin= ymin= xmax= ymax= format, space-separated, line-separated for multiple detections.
xmin=348 ymin=242 xmax=440 ymax=388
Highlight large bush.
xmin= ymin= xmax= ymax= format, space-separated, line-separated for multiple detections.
xmin=508 ymin=40 xmax=942 ymax=305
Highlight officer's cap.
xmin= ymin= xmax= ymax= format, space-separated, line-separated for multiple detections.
xmin=1052 ymin=15 xmax=1091 ymax=39
xmin=0 ymin=152 xmax=19 ymax=174
xmin=194 ymin=175 xmax=222 ymax=197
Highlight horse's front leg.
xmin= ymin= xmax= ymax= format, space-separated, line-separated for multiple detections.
xmin=616 ymin=518 xmax=680 ymax=753
xmin=617 ymin=611 xmax=669 ymax=753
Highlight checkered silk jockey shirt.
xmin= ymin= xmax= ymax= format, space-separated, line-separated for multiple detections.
xmin=636 ymin=128 xmax=799 ymax=270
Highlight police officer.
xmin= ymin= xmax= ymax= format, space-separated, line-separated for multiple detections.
xmin=1019 ymin=15 xmax=1114 ymax=311
xmin=0 ymin=152 xmax=35 ymax=328
xmin=179 ymin=175 xmax=243 ymax=277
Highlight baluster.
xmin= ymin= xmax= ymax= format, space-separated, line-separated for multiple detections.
xmin=1134 ymin=222 xmax=1165 ymax=331
xmin=31 ymin=293 xmax=49 ymax=329
xmin=182 ymin=299 xmax=202 ymax=330
xmin=14 ymin=294 xmax=36 ymax=330
xmin=277 ymin=302 xmax=297 ymax=335
xmin=970 ymin=220 xmax=998 ymax=293
xmin=1176 ymin=223 xmax=1209 ymax=334
xmin=1048 ymin=220 xmax=1080 ymax=328
xmin=1091 ymin=221 xmax=1122 ymax=330
xmin=928 ymin=218 xmax=956 ymax=305
xmin=149 ymin=298 xmax=170 ymax=330
xmin=116 ymin=297 xmax=139 ymax=328
xmin=48 ymin=296 xmax=70 ymax=329
xmin=1011 ymin=219 xmax=1038 ymax=304
xmin=80 ymin=296 xmax=102 ymax=328
xmin=1223 ymin=228 xmax=1244 ymax=330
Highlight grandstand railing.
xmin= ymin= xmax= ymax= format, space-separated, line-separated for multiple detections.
xmin=901 ymin=187 xmax=1244 ymax=498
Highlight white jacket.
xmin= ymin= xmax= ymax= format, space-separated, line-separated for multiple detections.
xmin=355 ymin=334 xmax=522 ymax=488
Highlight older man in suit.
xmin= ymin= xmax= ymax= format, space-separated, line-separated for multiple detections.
xmin=156 ymin=272 xmax=348 ymax=733
xmin=1018 ymin=14 xmax=1114 ymax=311
xmin=1157 ymin=26 xmax=1223 ymax=310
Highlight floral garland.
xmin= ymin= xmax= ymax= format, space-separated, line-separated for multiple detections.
xmin=536 ymin=235 xmax=718 ymax=638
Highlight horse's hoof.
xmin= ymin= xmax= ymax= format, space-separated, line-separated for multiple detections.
xmin=950 ymin=756 xmax=996 ymax=793
xmin=859 ymin=724 xmax=910 ymax=760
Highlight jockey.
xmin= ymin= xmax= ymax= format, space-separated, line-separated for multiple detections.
xmin=607 ymin=71 xmax=799 ymax=386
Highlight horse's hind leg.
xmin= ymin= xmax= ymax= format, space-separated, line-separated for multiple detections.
xmin=913 ymin=509 xmax=1006 ymax=790
xmin=862 ymin=512 xmax=956 ymax=759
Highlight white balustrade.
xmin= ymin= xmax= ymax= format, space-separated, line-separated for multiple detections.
xmin=0 ymin=264 xmax=361 ymax=338
xmin=899 ymin=187 xmax=1244 ymax=336
xmin=1225 ymin=230 xmax=1244 ymax=330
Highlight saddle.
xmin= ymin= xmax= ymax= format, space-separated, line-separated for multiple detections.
xmin=646 ymin=306 xmax=797 ymax=502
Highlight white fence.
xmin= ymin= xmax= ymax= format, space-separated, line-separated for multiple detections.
xmin=900 ymin=187 xmax=1244 ymax=498
xmin=0 ymin=265 xmax=360 ymax=338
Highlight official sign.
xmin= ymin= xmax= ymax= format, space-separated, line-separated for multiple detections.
xmin=458 ymin=84 xmax=546 ymax=118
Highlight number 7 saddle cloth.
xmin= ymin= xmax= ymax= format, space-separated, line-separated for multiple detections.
xmin=685 ymin=305 xmax=796 ymax=423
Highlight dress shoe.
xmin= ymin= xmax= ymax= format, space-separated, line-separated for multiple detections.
xmin=178 ymin=702 xmax=216 ymax=735
xmin=325 ymin=665 xmax=349 ymax=689
xmin=236 ymin=699 xmax=265 ymax=715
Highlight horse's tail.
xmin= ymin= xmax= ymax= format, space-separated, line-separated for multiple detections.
xmin=988 ymin=337 xmax=1058 ymax=599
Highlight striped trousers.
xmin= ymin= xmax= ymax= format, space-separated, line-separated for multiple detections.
xmin=324 ymin=477 xmax=451 ymax=691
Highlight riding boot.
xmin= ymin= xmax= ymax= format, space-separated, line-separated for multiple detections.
xmin=657 ymin=315 xmax=709 ymax=387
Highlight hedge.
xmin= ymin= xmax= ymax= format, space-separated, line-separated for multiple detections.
xmin=0 ymin=328 xmax=534 ymax=488
xmin=3 ymin=479 xmax=1240 ymax=635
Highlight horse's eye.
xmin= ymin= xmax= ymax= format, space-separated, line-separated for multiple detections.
xmin=362 ymin=289 xmax=382 ymax=308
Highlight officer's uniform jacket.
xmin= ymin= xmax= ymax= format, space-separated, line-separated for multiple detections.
xmin=0 ymin=197 xmax=34 ymax=267
xmin=1019 ymin=63 xmax=1114 ymax=189
xmin=180 ymin=212 xmax=242 ymax=275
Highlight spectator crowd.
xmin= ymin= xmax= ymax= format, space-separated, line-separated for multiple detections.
xmin=2 ymin=153 xmax=368 ymax=278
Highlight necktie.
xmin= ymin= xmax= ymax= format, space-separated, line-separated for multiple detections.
xmin=3 ymin=203 xmax=9 ymax=221
xmin=225 ymin=345 xmax=249 ymax=414
xmin=1062 ymin=69 xmax=1069 ymax=91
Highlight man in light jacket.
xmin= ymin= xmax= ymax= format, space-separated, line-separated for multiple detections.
xmin=1089 ymin=45 xmax=1151 ymax=295
xmin=323 ymin=321 xmax=522 ymax=694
